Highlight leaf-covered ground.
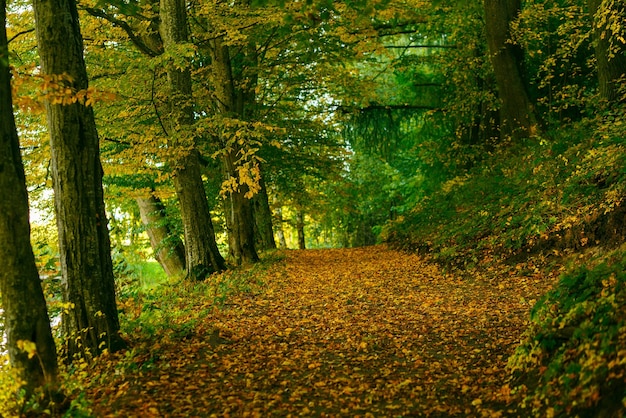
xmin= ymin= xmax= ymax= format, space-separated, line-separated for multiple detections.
xmin=84 ymin=247 xmax=554 ymax=417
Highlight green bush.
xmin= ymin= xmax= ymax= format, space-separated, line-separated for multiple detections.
xmin=383 ymin=122 xmax=626 ymax=267
xmin=0 ymin=362 xmax=26 ymax=418
xmin=508 ymin=247 xmax=626 ymax=417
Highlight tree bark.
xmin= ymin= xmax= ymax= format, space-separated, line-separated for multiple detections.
xmin=252 ymin=173 xmax=277 ymax=251
xmin=273 ymin=204 xmax=288 ymax=249
xmin=32 ymin=0 xmax=125 ymax=359
xmin=296 ymin=210 xmax=306 ymax=250
xmin=0 ymin=2 xmax=60 ymax=401
xmin=588 ymin=0 xmax=626 ymax=103
xmin=483 ymin=0 xmax=537 ymax=140
xmin=159 ymin=0 xmax=226 ymax=279
xmin=174 ymin=151 xmax=226 ymax=278
xmin=136 ymin=194 xmax=186 ymax=277
xmin=211 ymin=38 xmax=259 ymax=265
xmin=222 ymin=178 xmax=260 ymax=264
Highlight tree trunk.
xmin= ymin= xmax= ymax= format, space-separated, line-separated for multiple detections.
xmin=222 ymin=172 xmax=260 ymax=264
xmin=176 ymin=151 xmax=226 ymax=279
xmin=87 ymin=0 xmax=225 ymax=279
xmin=0 ymin=2 xmax=60 ymax=401
xmin=588 ymin=0 xmax=626 ymax=103
xmin=273 ymin=205 xmax=288 ymax=249
xmin=252 ymin=173 xmax=277 ymax=251
xmin=483 ymin=0 xmax=537 ymax=140
xmin=296 ymin=210 xmax=306 ymax=250
xmin=211 ymin=38 xmax=259 ymax=265
xmin=136 ymin=194 xmax=186 ymax=277
xmin=32 ymin=0 xmax=125 ymax=359
xmin=159 ymin=0 xmax=226 ymax=279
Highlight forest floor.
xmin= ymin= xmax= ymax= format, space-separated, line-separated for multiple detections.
xmin=83 ymin=246 xmax=556 ymax=417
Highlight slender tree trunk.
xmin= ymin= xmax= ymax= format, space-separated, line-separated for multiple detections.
xmin=33 ymin=0 xmax=125 ymax=359
xmin=296 ymin=210 xmax=306 ymax=250
xmin=0 ymin=3 xmax=60 ymax=402
xmin=483 ymin=0 xmax=537 ymax=140
xmin=252 ymin=173 xmax=277 ymax=251
xmin=588 ymin=0 xmax=626 ymax=103
xmin=211 ymin=38 xmax=259 ymax=265
xmin=159 ymin=0 xmax=225 ymax=279
xmin=273 ymin=205 xmax=288 ymax=249
xmin=137 ymin=194 xmax=185 ymax=277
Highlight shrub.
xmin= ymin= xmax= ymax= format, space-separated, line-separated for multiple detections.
xmin=508 ymin=247 xmax=626 ymax=417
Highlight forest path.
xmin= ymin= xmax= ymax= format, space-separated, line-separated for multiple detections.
xmin=89 ymin=246 xmax=549 ymax=417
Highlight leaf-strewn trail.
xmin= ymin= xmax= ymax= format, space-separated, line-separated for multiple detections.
xmin=86 ymin=247 xmax=551 ymax=417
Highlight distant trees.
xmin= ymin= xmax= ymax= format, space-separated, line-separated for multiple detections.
xmin=7 ymin=0 xmax=623 ymax=283
xmin=0 ymin=0 xmax=59 ymax=403
xmin=32 ymin=0 xmax=125 ymax=357
xmin=79 ymin=0 xmax=359 ymax=254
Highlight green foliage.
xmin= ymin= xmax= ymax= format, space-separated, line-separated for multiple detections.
xmin=113 ymin=255 xmax=168 ymax=291
xmin=118 ymin=252 xmax=279 ymax=342
xmin=56 ymin=357 xmax=98 ymax=417
xmin=316 ymin=148 xmax=422 ymax=248
xmin=383 ymin=119 xmax=626 ymax=267
xmin=30 ymin=222 xmax=60 ymax=279
xmin=0 ymin=362 xmax=26 ymax=418
xmin=0 ymin=359 xmax=73 ymax=417
xmin=508 ymin=246 xmax=626 ymax=417
xmin=511 ymin=0 xmax=595 ymax=123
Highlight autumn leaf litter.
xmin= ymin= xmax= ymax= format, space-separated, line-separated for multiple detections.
xmin=85 ymin=246 xmax=552 ymax=417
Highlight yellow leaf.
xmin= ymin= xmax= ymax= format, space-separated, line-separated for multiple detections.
xmin=17 ymin=340 xmax=37 ymax=359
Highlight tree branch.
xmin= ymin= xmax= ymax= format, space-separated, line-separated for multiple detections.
xmin=103 ymin=137 xmax=132 ymax=145
xmin=151 ymin=67 xmax=169 ymax=137
xmin=8 ymin=28 xmax=35 ymax=44
xmin=384 ymin=44 xmax=457 ymax=49
xmin=336 ymin=103 xmax=439 ymax=114
xmin=82 ymin=7 xmax=162 ymax=57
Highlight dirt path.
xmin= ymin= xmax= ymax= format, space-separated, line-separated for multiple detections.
xmin=88 ymin=247 xmax=550 ymax=417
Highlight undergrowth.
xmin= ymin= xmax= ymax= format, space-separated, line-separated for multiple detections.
xmin=0 ymin=363 xmax=26 ymax=417
xmin=509 ymin=245 xmax=626 ymax=417
xmin=0 ymin=252 xmax=283 ymax=417
xmin=383 ymin=118 xmax=626 ymax=268
xmin=116 ymin=252 xmax=280 ymax=344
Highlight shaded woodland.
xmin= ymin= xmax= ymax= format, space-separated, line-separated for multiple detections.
xmin=1 ymin=0 xmax=625 ymax=416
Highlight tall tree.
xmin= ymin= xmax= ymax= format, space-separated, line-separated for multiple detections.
xmin=483 ymin=0 xmax=537 ymax=140
xmin=81 ymin=1 xmax=227 ymax=280
xmin=159 ymin=0 xmax=226 ymax=279
xmin=209 ymin=38 xmax=260 ymax=265
xmin=273 ymin=206 xmax=288 ymax=249
xmin=32 ymin=0 xmax=125 ymax=358
xmin=0 ymin=0 xmax=60 ymax=403
xmin=588 ymin=0 xmax=626 ymax=103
